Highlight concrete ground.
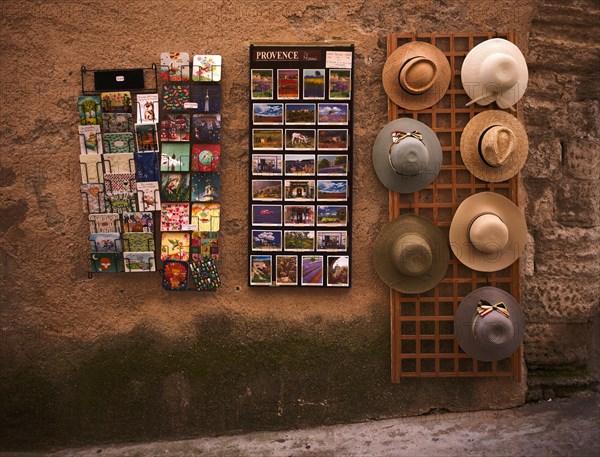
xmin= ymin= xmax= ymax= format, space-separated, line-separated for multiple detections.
xmin=3 ymin=393 xmax=599 ymax=457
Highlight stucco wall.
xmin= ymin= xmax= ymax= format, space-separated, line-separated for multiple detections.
xmin=0 ymin=0 xmax=597 ymax=451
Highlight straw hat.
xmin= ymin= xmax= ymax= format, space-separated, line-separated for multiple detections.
xmin=461 ymin=38 xmax=528 ymax=110
xmin=460 ymin=110 xmax=528 ymax=182
xmin=449 ymin=192 xmax=527 ymax=272
xmin=383 ymin=42 xmax=451 ymax=110
xmin=372 ymin=118 xmax=442 ymax=193
xmin=454 ymin=286 xmax=525 ymax=361
xmin=373 ymin=214 xmax=449 ymax=294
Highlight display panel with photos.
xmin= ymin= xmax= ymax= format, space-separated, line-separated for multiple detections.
xmin=248 ymin=44 xmax=353 ymax=287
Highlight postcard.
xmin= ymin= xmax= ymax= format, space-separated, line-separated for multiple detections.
xmin=123 ymin=233 xmax=155 ymax=252
xmin=316 ymin=231 xmax=348 ymax=251
xmin=317 ymin=180 xmax=348 ymax=201
xmin=191 ymin=203 xmax=220 ymax=232
xmin=160 ymin=173 xmax=190 ymax=202
xmin=252 ymin=154 xmax=283 ymax=175
xmin=162 ymin=260 xmax=189 ymax=291
xmin=327 ymin=255 xmax=349 ymax=287
xmin=284 ymin=230 xmax=315 ymax=252
xmin=122 ymin=211 xmax=154 ymax=233
xmin=135 ymin=123 xmax=159 ymax=152
xmin=81 ymin=183 xmax=106 ymax=214
xmin=250 ymin=255 xmax=272 ymax=286
xmin=79 ymin=155 xmax=103 ymax=183
xmin=191 ymin=173 xmax=221 ymax=202
xmin=251 ymin=69 xmax=273 ymax=100
xmin=317 ymin=155 xmax=348 ymax=176
xmin=136 ymin=182 xmax=161 ymax=211
xmin=101 ymin=91 xmax=132 ymax=113
xmin=89 ymin=252 xmax=122 ymax=273
xmin=161 ymin=143 xmax=190 ymax=172
xmin=285 ymin=155 xmax=315 ymax=176
xmin=90 ymin=232 xmax=122 ymax=253
xmin=89 ymin=213 xmax=120 ymax=233
xmin=301 ymin=255 xmax=324 ymax=286
xmin=134 ymin=152 xmax=160 ymax=182
xmin=252 ymin=230 xmax=282 ymax=251
xmin=285 ymin=129 xmax=316 ymax=150
xmin=253 ymin=103 xmax=283 ymax=125
xmin=303 ymin=69 xmax=326 ymax=100
xmin=191 ymin=231 xmax=219 ymax=261
xmin=284 ymin=179 xmax=315 ymax=201
xmin=102 ymin=112 xmax=132 ymax=133
xmin=252 ymin=204 xmax=282 ymax=226
xmin=103 ymin=153 xmax=134 ymax=173
xmin=162 ymin=84 xmax=190 ymax=111
xmin=253 ymin=129 xmax=283 ymax=150
xmin=105 ymin=192 xmax=137 ymax=214
xmin=277 ymin=69 xmax=299 ymax=99
xmin=318 ymin=129 xmax=348 ymax=150
xmin=160 ymin=52 xmax=190 ymax=82
xmin=103 ymin=132 xmax=135 ymax=154
xmin=136 ymin=93 xmax=159 ymax=124
xmin=104 ymin=172 xmax=136 ymax=193
xmin=317 ymin=205 xmax=348 ymax=226
xmin=78 ymin=95 xmax=101 ymax=125
xmin=318 ymin=103 xmax=349 ymax=125
xmin=276 ymin=255 xmax=298 ymax=286
xmin=123 ymin=251 xmax=156 ymax=272
xmin=285 ymin=104 xmax=316 ymax=125
xmin=160 ymin=202 xmax=190 ymax=231
xmin=161 ymin=232 xmax=190 ymax=261
xmin=284 ymin=205 xmax=315 ymax=226
xmin=189 ymin=258 xmax=221 ymax=291
xmin=192 ymin=54 xmax=222 ymax=82
xmin=78 ymin=125 xmax=103 ymax=154
xmin=192 ymin=114 xmax=221 ymax=143
xmin=191 ymin=144 xmax=220 ymax=173
xmin=190 ymin=84 xmax=221 ymax=113
xmin=252 ymin=180 xmax=282 ymax=201
xmin=160 ymin=114 xmax=190 ymax=142
xmin=329 ymin=69 xmax=352 ymax=99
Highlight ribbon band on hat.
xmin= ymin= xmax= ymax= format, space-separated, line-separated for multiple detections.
xmin=477 ymin=299 xmax=510 ymax=318
xmin=466 ymin=211 xmax=502 ymax=235
xmin=388 ymin=131 xmax=424 ymax=175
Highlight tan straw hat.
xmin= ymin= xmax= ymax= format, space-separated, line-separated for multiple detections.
xmin=449 ymin=192 xmax=527 ymax=272
xmin=373 ymin=214 xmax=449 ymax=294
xmin=460 ymin=110 xmax=528 ymax=182
xmin=372 ymin=118 xmax=443 ymax=193
xmin=383 ymin=42 xmax=451 ymax=110
xmin=461 ymin=38 xmax=528 ymax=110
xmin=454 ymin=286 xmax=525 ymax=361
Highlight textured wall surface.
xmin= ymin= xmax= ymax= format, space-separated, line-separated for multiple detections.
xmin=0 ymin=0 xmax=597 ymax=451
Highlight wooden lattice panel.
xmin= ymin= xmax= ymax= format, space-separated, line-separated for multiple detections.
xmin=389 ymin=33 xmax=522 ymax=381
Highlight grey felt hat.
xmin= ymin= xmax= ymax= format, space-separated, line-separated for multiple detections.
xmin=454 ymin=286 xmax=525 ymax=362
xmin=372 ymin=118 xmax=443 ymax=193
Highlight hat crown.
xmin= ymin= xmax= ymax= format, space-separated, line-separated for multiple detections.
xmin=469 ymin=213 xmax=509 ymax=254
xmin=480 ymin=53 xmax=519 ymax=92
xmin=473 ymin=312 xmax=515 ymax=348
xmin=481 ymin=126 xmax=515 ymax=167
xmin=390 ymin=136 xmax=429 ymax=177
xmin=399 ymin=56 xmax=438 ymax=95
xmin=393 ymin=233 xmax=432 ymax=277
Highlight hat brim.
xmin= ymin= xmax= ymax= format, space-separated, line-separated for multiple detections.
xmin=461 ymin=38 xmax=528 ymax=109
xmin=449 ymin=192 xmax=527 ymax=272
xmin=373 ymin=214 xmax=449 ymax=294
xmin=454 ymin=286 xmax=525 ymax=361
xmin=460 ymin=110 xmax=529 ymax=182
xmin=372 ymin=118 xmax=443 ymax=193
xmin=383 ymin=42 xmax=451 ymax=111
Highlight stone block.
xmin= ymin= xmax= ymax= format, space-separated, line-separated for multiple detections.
xmin=564 ymin=137 xmax=600 ymax=180
xmin=522 ymin=137 xmax=562 ymax=179
xmin=524 ymin=322 xmax=593 ymax=367
xmin=556 ymin=180 xmax=600 ymax=227
xmin=523 ymin=184 xmax=555 ymax=227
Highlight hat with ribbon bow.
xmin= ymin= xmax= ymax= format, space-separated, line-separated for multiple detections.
xmin=460 ymin=110 xmax=529 ymax=182
xmin=372 ymin=118 xmax=443 ymax=193
xmin=454 ymin=286 xmax=525 ymax=361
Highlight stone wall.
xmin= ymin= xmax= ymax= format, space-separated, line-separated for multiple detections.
xmin=0 ymin=0 xmax=597 ymax=451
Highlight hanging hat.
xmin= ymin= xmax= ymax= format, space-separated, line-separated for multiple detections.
xmin=461 ymin=38 xmax=528 ymax=110
xmin=372 ymin=118 xmax=443 ymax=193
xmin=454 ymin=286 xmax=525 ymax=361
xmin=460 ymin=110 xmax=528 ymax=182
xmin=383 ymin=42 xmax=451 ymax=110
xmin=449 ymin=192 xmax=527 ymax=272
xmin=373 ymin=214 xmax=449 ymax=294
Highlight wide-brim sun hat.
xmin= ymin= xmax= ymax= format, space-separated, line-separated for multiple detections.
xmin=383 ymin=41 xmax=451 ymax=110
xmin=373 ymin=214 xmax=449 ymax=294
xmin=449 ymin=192 xmax=527 ymax=272
xmin=372 ymin=118 xmax=443 ymax=193
xmin=454 ymin=286 xmax=525 ymax=362
xmin=461 ymin=38 xmax=528 ymax=110
xmin=460 ymin=110 xmax=529 ymax=182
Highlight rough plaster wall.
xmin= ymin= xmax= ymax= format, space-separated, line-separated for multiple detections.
xmin=4 ymin=0 xmax=597 ymax=451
